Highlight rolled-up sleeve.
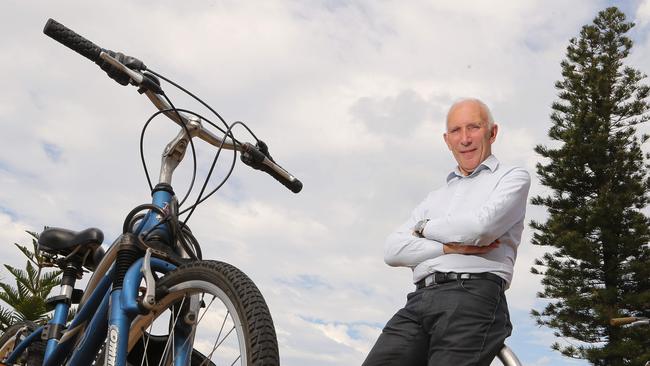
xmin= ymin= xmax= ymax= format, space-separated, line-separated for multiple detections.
xmin=421 ymin=168 xmax=531 ymax=246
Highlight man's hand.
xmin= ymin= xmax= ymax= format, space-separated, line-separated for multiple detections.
xmin=443 ymin=240 xmax=500 ymax=254
xmin=412 ymin=219 xmax=430 ymax=238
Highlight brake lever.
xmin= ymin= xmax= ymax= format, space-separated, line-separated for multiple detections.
xmin=241 ymin=141 xmax=303 ymax=193
xmin=98 ymin=52 xmax=163 ymax=94
xmin=240 ymin=141 xmax=272 ymax=168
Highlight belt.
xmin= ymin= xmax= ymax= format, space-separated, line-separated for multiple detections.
xmin=415 ymin=272 xmax=503 ymax=290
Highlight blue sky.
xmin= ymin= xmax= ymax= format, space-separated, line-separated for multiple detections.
xmin=1 ymin=1 xmax=650 ymax=365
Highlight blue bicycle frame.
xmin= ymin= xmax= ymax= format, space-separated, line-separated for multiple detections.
xmin=6 ymin=189 xmax=181 ymax=366
xmin=13 ymin=18 xmax=301 ymax=366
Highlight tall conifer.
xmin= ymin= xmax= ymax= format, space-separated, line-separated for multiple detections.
xmin=531 ymin=7 xmax=650 ymax=365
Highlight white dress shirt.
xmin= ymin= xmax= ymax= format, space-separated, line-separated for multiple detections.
xmin=384 ymin=155 xmax=531 ymax=287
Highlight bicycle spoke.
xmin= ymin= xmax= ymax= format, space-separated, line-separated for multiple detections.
xmin=157 ymin=296 xmax=187 ymax=366
xmin=194 ymin=293 xmax=240 ymax=366
xmin=229 ymin=355 xmax=241 ymax=366
xmin=214 ymin=309 xmax=230 ymax=352
xmin=203 ymin=326 xmax=236 ymax=365
xmin=197 ymin=294 xmax=217 ymax=324
xmin=171 ymin=318 xmax=175 ymax=365
xmin=197 ymin=296 xmax=231 ymax=366
xmin=140 ymin=323 xmax=153 ymax=366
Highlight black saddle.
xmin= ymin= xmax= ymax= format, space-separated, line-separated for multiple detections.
xmin=38 ymin=227 xmax=105 ymax=270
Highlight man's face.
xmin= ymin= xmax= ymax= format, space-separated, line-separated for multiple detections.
xmin=443 ymin=101 xmax=498 ymax=176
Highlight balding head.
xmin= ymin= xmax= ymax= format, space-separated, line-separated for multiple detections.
xmin=446 ymin=98 xmax=494 ymax=130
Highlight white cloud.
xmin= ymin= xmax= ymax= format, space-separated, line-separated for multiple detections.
xmin=636 ymin=0 xmax=650 ymax=27
xmin=0 ymin=213 xmax=31 ymax=267
xmin=311 ymin=321 xmax=376 ymax=354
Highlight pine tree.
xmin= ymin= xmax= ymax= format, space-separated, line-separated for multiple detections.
xmin=0 ymin=231 xmax=61 ymax=331
xmin=530 ymin=7 xmax=650 ymax=365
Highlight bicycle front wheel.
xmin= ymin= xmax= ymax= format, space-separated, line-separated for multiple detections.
xmin=127 ymin=260 xmax=279 ymax=366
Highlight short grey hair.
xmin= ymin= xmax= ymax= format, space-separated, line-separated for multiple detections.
xmin=446 ymin=97 xmax=495 ymax=129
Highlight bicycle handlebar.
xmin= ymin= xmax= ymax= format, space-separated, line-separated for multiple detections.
xmin=240 ymin=142 xmax=303 ymax=193
xmin=43 ymin=18 xmax=103 ymax=63
xmin=43 ymin=18 xmax=302 ymax=193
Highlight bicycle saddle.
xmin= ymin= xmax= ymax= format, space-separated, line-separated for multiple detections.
xmin=38 ymin=227 xmax=105 ymax=269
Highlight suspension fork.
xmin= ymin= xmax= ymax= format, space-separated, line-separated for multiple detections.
xmin=104 ymin=183 xmax=175 ymax=366
xmin=119 ymin=254 xmax=177 ymax=364
xmin=107 ymin=242 xmax=178 ymax=366
xmin=105 ymin=233 xmax=142 ymax=366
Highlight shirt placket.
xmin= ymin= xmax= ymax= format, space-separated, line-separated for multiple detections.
xmin=446 ymin=178 xmax=465 ymax=218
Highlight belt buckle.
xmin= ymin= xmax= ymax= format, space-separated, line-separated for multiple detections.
xmin=424 ymin=273 xmax=436 ymax=287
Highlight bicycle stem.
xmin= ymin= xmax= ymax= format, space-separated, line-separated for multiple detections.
xmin=142 ymin=88 xmax=239 ymax=150
xmin=159 ymin=123 xmax=192 ymax=185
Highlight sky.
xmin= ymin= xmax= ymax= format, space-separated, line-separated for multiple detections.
xmin=1 ymin=1 xmax=649 ymax=365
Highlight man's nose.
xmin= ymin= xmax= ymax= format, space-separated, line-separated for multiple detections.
xmin=460 ymin=129 xmax=472 ymax=145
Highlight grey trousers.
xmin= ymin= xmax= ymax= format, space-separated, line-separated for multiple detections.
xmin=362 ymin=277 xmax=511 ymax=366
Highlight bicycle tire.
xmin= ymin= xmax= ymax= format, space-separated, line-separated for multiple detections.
xmin=126 ymin=260 xmax=279 ymax=366
xmin=0 ymin=321 xmax=45 ymax=366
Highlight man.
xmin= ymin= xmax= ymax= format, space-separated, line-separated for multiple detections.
xmin=363 ymin=98 xmax=531 ymax=366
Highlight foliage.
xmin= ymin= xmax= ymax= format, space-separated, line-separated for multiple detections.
xmin=531 ymin=7 xmax=650 ymax=365
xmin=0 ymin=231 xmax=61 ymax=331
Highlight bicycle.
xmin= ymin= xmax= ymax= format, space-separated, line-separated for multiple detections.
xmin=0 ymin=18 xmax=303 ymax=366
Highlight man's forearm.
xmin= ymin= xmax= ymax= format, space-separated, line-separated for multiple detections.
xmin=443 ymin=240 xmax=500 ymax=254
xmin=422 ymin=168 xmax=530 ymax=246
xmin=384 ymin=230 xmax=445 ymax=267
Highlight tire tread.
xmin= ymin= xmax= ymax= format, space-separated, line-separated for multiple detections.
xmin=156 ymin=260 xmax=280 ymax=365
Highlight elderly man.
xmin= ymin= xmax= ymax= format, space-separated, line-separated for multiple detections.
xmin=363 ymin=98 xmax=531 ymax=366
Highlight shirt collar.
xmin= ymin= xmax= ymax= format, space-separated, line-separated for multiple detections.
xmin=446 ymin=155 xmax=499 ymax=183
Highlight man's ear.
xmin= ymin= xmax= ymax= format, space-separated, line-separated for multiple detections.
xmin=489 ymin=124 xmax=498 ymax=143
xmin=443 ymin=132 xmax=452 ymax=150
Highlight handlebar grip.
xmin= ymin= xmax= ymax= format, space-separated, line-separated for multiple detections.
xmin=240 ymin=143 xmax=303 ymax=193
xmin=43 ymin=18 xmax=102 ymax=62
xmin=261 ymin=163 xmax=303 ymax=193
xmin=610 ymin=317 xmax=639 ymax=326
